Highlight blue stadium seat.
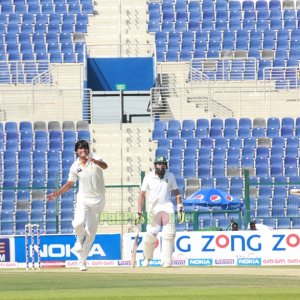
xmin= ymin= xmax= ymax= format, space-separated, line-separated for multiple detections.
xmin=55 ymin=3 xmax=67 ymax=14
xmin=215 ymin=177 xmax=229 ymax=191
xmin=4 ymin=150 xmax=17 ymax=164
xmin=155 ymin=147 xmax=168 ymax=158
xmin=41 ymin=3 xmax=54 ymax=14
xmin=267 ymin=127 xmax=279 ymax=137
xmin=270 ymin=165 xmax=284 ymax=177
xmin=63 ymin=131 xmax=76 ymax=145
xmin=186 ymin=138 xmax=199 ymax=149
xmin=33 ymin=151 xmax=45 ymax=165
xmin=15 ymin=210 xmax=29 ymax=235
xmin=184 ymin=148 xmax=197 ymax=160
xmin=209 ymin=127 xmax=222 ymax=138
xmin=285 ymin=145 xmax=298 ymax=157
xmin=229 ymin=137 xmax=242 ymax=148
xmin=18 ymin=150 xmax=32 ymax=163
xmin=1 ymin=213 xmax=14 ymax=235
xmin=148 ymin=1 xmax=161 ymax=14
xmin=48 ymin=53 xmax=62 ymax=63
xmin=81 ymin=2 xmax=94 ymax=14
xmin=197 ymin=167 xmax=211 ymax=178
xmin=214 ymin=137 xmax=228 ymax=149
xmin=252 ymin=127 xmax=265 ymax=138
xmin=270 ymin=145 xmax=283 ymax=158
xmin=238 ymin=127 xmax=251 ymax=138
xmin=256 ymin=146 xmax=269 ymax=158
xmin=4 ymin=169 xmax=16 ymax=182
xmin=60 ymin=221 xmax=73 ymax=233
xmin=20 ymin=140 xmax=33 ymax=151
xmin=257 ymin=18 xmax=269 ymax=30
xmin=171 ymin=138 xmax=184 ymax=149
xmin=75 ymin=22 xmax=88 ymax=33
xmin=273 ymin=186 xmax=288 ymax=197
xmin=195 ymin=127 xmax=209 ymax=139
xmin=169 ymin=157 xmax=182 ymax=170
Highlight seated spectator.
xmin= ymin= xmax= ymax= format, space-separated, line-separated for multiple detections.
xmin=231 ymin=222 xmax=239 ymax=231
xmin=249 ymin=221 xmax=257 ymax=230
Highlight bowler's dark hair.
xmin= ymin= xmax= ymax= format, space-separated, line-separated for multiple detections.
xmin=75 ymin=140 xmax=90 ymax=151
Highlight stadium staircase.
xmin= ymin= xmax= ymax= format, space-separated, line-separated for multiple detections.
xmin=91 ymin=123 xmax=153 ymax=233
xmin=83 ymin=0 xmax=156 ymax=233
xmin=86 ymin=0 xmax=152 ymax=57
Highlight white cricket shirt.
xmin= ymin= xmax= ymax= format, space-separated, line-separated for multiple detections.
xmin=68 ymin=155 xmax=105 ymax=199
xmin=141 ymin=170 xmax=178 ymax=209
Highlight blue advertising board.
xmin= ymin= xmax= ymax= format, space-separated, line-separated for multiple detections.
xmin=15 ymin=234 xmax=121 ymax=262
xmin=0 ymin=238 xmax=10 ymax=262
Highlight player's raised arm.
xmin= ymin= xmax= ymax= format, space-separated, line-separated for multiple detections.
xmin=47 ymin=181 xmax=74 ymax=201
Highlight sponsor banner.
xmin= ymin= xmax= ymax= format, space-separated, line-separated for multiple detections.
xmin=262 ymin=258 xmax=300 ymax=265
xmin=42 ymin=261 xmax=66 ymax=268
xmin=214 ymin=259 xmax=235 ymax=265
xmin=172 ymin=259 xmax=186 ymax=266
xmin=188 ymin=259 xmax=213 ymax=266
xmin=139 ymin=259 xmax=162 ymax=267
xmin=123 ymin=230 xmax=300 ymax=266
xmin=0 ymin=262 xmax=18 ymax=268
xmin=15 ymin=234 xmax=121 ymax=263
xmin=237 ymin=258 xmax=262 ymax=266
xmin=66 ymin=260 xmax=117 ymax=268
xmin=0 ymin=238 xmax=10 ymax=262
xmin=117 ymin=260 xmax=132 ymax=267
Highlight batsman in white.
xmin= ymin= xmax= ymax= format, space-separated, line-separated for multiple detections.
xmin=137 ymin=156 xmax=184 ymax=268
xmin=47 ymin=140 xmax=108 ymax=271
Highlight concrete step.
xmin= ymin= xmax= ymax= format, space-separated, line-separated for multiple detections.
xmin=90 ymin=123 xmax=152 ymax=188
xmin=86 ymin=0 xmax=150 ymax=58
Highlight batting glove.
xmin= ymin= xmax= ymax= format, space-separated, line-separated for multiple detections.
xmin=177 ymin=204 xmax=185 ymax=224
xmin=135 ymin=213 xmax=143 ymax=225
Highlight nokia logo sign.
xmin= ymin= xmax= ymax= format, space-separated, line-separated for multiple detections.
xmin=188 ymin=259 xmax=212 ymax=266
xmin=237 ymin=258 xmax=261 ymax=266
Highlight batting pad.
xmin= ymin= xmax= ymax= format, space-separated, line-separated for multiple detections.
xmin=143 ymin=233 xmax=157 ymax=260
xmin=161 ymin=233 xmax=175 ymax=267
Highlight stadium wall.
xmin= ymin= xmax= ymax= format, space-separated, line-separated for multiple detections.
xmin=2 ymin=230 xmax=300 ymax=268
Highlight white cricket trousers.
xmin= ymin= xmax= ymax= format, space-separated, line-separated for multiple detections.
xmin=72 ymin=195 xmax=105 ymax=263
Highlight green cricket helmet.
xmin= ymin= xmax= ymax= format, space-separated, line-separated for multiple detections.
xmin=154 ymin=156 xmax=168 ymax=164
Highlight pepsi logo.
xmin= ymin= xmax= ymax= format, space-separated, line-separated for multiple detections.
xmin=226 ymin=195 xmax=234 ymax=202
xmin=195 ymin=195 xmax=204 ymax=200
xmin=210 ymin=195 xmax=221 ymax=202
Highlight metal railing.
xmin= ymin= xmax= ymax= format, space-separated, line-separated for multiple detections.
xmin=0 ymin=61 xmax=49 ymax=85
xmin=150 ymin=60 xmax=300 ymax=120
xmin=0 ymin=62 xmax=85 ymax=122
xmin=190 ymin=58 xmax=257 ymax=82
xmin=0 ymin=181 xmax=142 ymax=236
xmin=263 ymin=66 xmax=300 ymax=90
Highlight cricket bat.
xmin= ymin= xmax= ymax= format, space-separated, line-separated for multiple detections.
xmin=131 ymin=226 xmax=140 ymax=268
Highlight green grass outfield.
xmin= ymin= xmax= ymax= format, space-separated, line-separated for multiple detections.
xmin=1 ymin=267 xmax=300 ymax=300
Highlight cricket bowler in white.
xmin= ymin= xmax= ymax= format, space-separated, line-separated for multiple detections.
xmin=47 ymin=139 xmax=107 ymax=271
xmin=137 ymin=156 xmax=184 ymax=268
